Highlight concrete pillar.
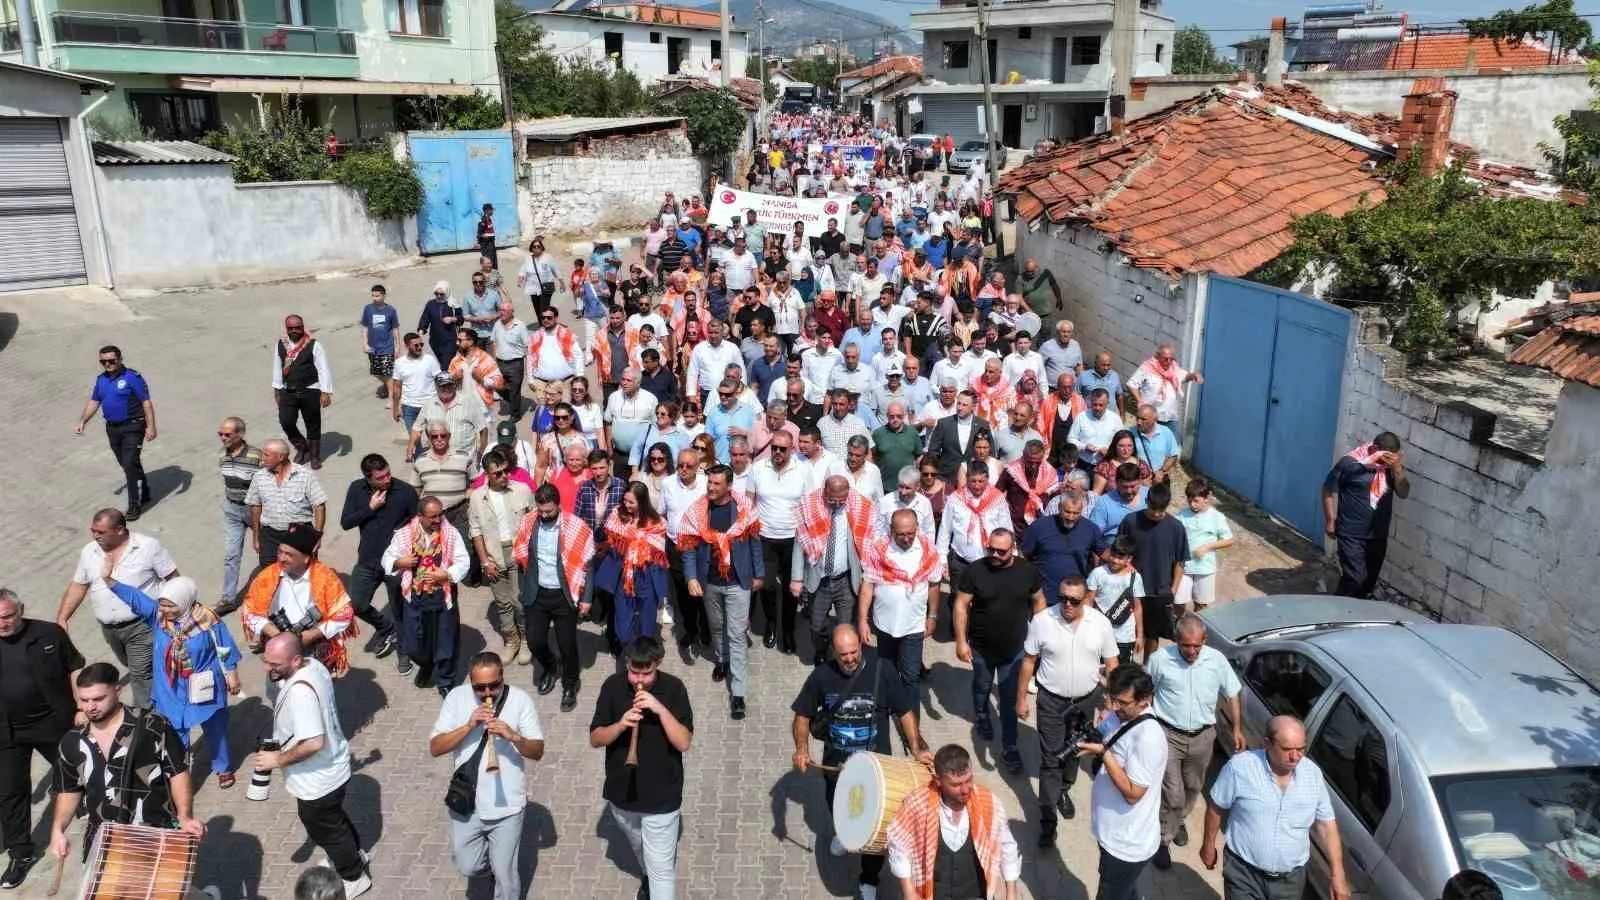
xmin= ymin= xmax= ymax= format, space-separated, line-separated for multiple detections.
xmin=1108 ymin=0 xmax=1139 ymax=133
xmin=1265 ymin=17 xmax=1286 ymax=86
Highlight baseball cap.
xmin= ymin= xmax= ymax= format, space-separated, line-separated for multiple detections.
xmin=434 ymin=372 xmax=458 ymax=386
xmin=885 ymin=363 xmax=904 ymax=376
xmin=495 ymin=421 xmax=517 ymax=445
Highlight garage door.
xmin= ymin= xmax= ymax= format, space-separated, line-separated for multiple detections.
xmin=0 ymin=118 xmax=87 ymax=291
xmin=920 ymin=98 xmax=981 ymax=144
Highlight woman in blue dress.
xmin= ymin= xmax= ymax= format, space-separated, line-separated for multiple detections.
xmin=102 ymin=570 xmax=242 ymax=788
xmin=594 ymin=482 xmax=670 ymax=643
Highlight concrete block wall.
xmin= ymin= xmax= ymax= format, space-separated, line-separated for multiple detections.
xmin=1015 ymin=222 xmax=1196 ymax=375
xmin=96 ymin=165 xmax=408 ymax=289
xmin=1337 ymin=330 xmax=1600 ymax=677
xmin=518 ymin=153 xmax=701 ymax=238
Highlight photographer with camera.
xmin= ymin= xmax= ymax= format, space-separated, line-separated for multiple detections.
xmin=1080 ymin=663 xmax=1166 ymax=900
xmin=240 ymin=523 xmax=357 ymax=677
xmin=1016 ymin=574 xmax=1119 ymax=849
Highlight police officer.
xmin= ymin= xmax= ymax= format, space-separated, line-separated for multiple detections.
xmin=74 ymin=345 xmax=157 ymax=520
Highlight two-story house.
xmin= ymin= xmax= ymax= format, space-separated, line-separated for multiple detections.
xmin=1 ymin=0 xmax=497 ymax=139
xmin=909 ymin=0 xmax=1172 ymax=148
xmin=525 ymin=1 xmax=747 ymax=89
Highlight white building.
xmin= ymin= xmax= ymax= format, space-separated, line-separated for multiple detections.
xmin=529 ymin=9 xmax=748 ymax=89
xmin=908 ymin=0 xmax=1173 ymax=148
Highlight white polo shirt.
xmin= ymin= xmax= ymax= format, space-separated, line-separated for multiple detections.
xmin=1023 ymin=605 xmax=1119 ymax=698
xmin=865 ymin=539 xmax=942 ymax=638
xmin=431 ymin=684 xmax=544 ymax=821
xmin=751 ymin=457 xmax=807 ymax=539
xmin=72 ymin=534 xmax=178 ymax=625
xmin=659 ymin=472 xmax=707 ymax=539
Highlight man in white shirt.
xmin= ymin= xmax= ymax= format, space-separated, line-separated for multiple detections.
xmin=827 ymin=344 xmax=875 ymax=398
xmin=489 ymin=301 xmax=530 ymax=420
xmin=429 ymin=653 xmax=545 ymax=900
xmin=58 ymin=508 xmax=177 ymax=708
xmin=1083 ymin=664 xmax=1168 ymax=900
xmin=916 ymin=378 xmax=961 ymax=432
xmin=870 ymin=328 xmax=907 ymax=382
xmin=1002 ymin=333 xmax=1047 ymax=388
xmin=659 ymin=448 xmax=708 ymax=649
xmin=687 ymin=319 xmax=744 ymax=404
xmin=390 ymin=332 xmax=440 ymax=437
xmin=875 ymin=466 xmax=936 ymax=539
xmin=603 ymin=368 xmax=658 ymax=474
xmin=751 ymin=431 xmax=808 ymax=653
xmin=859 ymin=509 xmax=942 ymax=690
xmin=526 ymin=309 xmax=580 ymax=401
xmin=1069 ymin=388 xmax=1126 ymax=467
xmin=1127 ymin=343 xmax=1203 ymax=427
xmin=720 ymin=237 xmax=759 ymax=292
xmin=930 ymin=341 xmax=978 ymax=391
xmin=796 ymin=426 xmax=848 ymax=492
xmin=257 ymin=632 xmax=369 ymax=897
xmin=801 ymin=331 xmax=842 ymax=405
xmin=1016 ymin=575 xmax=1120 ymax=846
xmin=935 ymin=467 xmax=1012 ymax=588
xmin=885 ymin=744 xmax=1022 ymax=899
xmin=842 ymin=435 xmax=884 ymax=499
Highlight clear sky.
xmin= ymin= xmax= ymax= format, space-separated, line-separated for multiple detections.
xmin=837 ymin=0 xmax=1595 ymax=45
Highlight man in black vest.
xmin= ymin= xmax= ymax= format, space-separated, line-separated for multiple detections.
xmin=272 ymin=315 xmax=335 ymax=470
xmin=0 ymin=589 xmax=85 ymax=889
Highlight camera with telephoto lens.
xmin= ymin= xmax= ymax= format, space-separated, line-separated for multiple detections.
xmin=1055 ymin=713 xmax=1100 ymax=766
xmin=246 ymin=739 xmax=279 ymax=801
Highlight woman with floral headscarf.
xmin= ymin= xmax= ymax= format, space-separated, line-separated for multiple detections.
xmin=99 ymin=567 xmax=243 ymax=788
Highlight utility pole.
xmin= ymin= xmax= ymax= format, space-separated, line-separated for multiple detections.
xmin=719 ymin=0 xmax=732 ymax=87
xmin=17 ymin=0 xmax=39 ymax=66
xmin=974 ymin=0 xmax=1005 ymax=260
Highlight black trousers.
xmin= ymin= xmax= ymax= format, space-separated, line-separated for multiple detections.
xmin=104 ymin=418 xmax=148 ymax=508
xmin=496 ymin=358 xmax=526 ymax=420
xmin=526 ymin=587 xmax=580 ymax=691
xmin=479 ymin=238 xmax=498 ymax=270
xmin=667 ymin=545 xmax=709 ymax=644
xmin=0 ymin=719 xmax=65 ymax=857
xmin=759 ymin=537 xmax=798 ymax=640
xmin=1037 ymin=686 xmax=1100 ymax=825
xmin=529 ymin=286 xmax=555 ymax=318
xmin=277 ymin=387 xmax=323 ymax=447
xmin=1096 ymin=846 xmax=1151 ymax=900
xmin=297 ymin=782 xmax=365 ymax=881
xmin=1335 ymin=535 xmax=1388 ymax=599
xmin=824 ymin=770 xmax=884 ymax=886
xmin=346 ymin=559 xmax=398 ymax=637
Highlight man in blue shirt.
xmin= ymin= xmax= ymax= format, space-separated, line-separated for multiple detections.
xmin=75 ymin=345 xmax=156 ymax=520
xmin=1322 ymin=432 xmax=1410 ymax=599
xmin=1088 ymin=464 xmax=1147 ymax=540
xmin=360 ymin=284 xmax=400 ymax=400
xmin=1021 ymin=488 xmax=1106 ymax=595
xmin=1133 ymin=405 xmax=1181 ymax=484
xmin=1077 ymin=351 xmax=1125 ymax=418
xmin=705 ymin=378 xmax=756 ymax=465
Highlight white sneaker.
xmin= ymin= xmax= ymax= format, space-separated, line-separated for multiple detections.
xmin=343 ymin=873 xmax=372 ymax=898
xmin=660 ymin=605 xmax=675 ymax=626
xmin=859 ymin=884 xmax=879 ymax=900
xmin=829 ymin=836 xmax=846 ymax=857
xmin=1028 ymin=677 xmax=1038 ymax=695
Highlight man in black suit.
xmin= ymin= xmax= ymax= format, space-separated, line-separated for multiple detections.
xmin=925 ymin=389 xmax=991 ymax=482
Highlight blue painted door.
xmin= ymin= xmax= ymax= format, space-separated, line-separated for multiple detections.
xmin=407 ymin=131 xmax=519 ymax=256
xmin=1193 ymin=275 xmax=1351 ymax=539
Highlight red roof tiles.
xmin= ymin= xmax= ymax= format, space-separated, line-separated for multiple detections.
xmin=840 ymin=56 xmax=923 ymax=81
xmin=1508 ymin=316 xmax=1600 ymax=386
xmin=999 ymin=82 xmax=1573 ymax=278
xmin=1383 ymin=34 xmax=1575 ymax=71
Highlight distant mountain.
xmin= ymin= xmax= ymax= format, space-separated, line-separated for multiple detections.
xmin=703 ymin=0 xmax=920 ymax=61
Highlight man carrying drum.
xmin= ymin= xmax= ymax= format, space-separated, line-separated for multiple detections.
xmin=885 ymin=744 xmax=1024 ymax=900
xmin=792 ymin=624 xmax=932 ymax=900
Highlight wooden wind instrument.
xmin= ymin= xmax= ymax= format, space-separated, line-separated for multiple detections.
xmin=625 ymin=683 xmax=643 ymax=768
xmin=482 ymin=695 xmax=500 ymax=773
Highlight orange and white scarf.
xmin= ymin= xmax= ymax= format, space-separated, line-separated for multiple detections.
xmin=1345 ymin=443 xmax=1390 ymax=508
xmin=604 ymin=511 xmax=667 ymax=595
xmin=1004 ymin=458 xmax=1059 ymax=525
xmin=949 ymin=485 xmax=1006 ymax=550
xmin=528 ymin=324 xmax=578 ymax=368
xmin=886 ymin=784 xmax=1007 ymax=900
xmin=795 ymin=488 xmax=874 ymax=565
xmin=450 ymin=346 xmax=504 ymax=410
xmin=512 ymin=511 xmax=595 ymax=602
xmin=969 ymin=373 xmax=1016 ymax=426
xmin=863 ymin=532 xmax=943 ymax=587
xmin=678 ymin=493 xmax=760 ymax=580
xmin=1136 ymin=357 xmax=1185 ymax=400
xmin=1039 ymin=391 xmax=1086 ymax=447
xmin=398 ymin=519 xmax=459 ymax=607
xmin=593 ymin=326 xmax=638 ymax=385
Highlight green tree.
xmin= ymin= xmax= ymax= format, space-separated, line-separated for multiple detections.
xmin=397 ymin=91 xmax=505 ymax=131
xmin=787 ymin=56 xmax=842 ymax=90
xmin=654 ymin=89 xmax=747 ymax=155
xmin=496 ymin=0 xmax=546 ymax=116
xmin=494 ymin=0 xmax=648 ymax=118
xmin=1255 ymin=155 xmax=1600 ymax=352
xmin=1543 ymin=61 xmax=1600 ymax=193
xmin=746 ymin=56 xmax=778 ymax=102
xmin=1171 ymin=25 xmax=1237 ymax=75
xmin=201 ymin=96 xmax=328 ymax=183
xmin=1465 ymin=0 xmax=1594 ymax=59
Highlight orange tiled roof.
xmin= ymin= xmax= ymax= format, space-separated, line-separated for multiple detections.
xmin=1383 ymin=33 xmax=1575 ymax=71
xmin=998 ymin=85 xmax=1388 ymax=278
xmin=839 ymin=55 xmax=923 ymax=81
xmin=1508 ymin=316 xmax=1600 ymax=386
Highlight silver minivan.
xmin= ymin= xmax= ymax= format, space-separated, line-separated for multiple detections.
xmin=1201 ymin=597 xmax=1600 ymax=900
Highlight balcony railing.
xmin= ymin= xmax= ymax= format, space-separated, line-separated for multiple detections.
xmin=50 ymin=11 xmax=355 ymax=55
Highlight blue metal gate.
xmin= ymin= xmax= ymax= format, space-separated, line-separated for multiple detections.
xmin=1192 ymin=275 xmax=1351 ymax=539
xmin=407 ymin=131 xmax=518 ymax=256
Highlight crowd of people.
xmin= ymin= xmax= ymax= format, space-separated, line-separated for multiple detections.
xmin=1 ymin=110 xmax=1425 ymax=900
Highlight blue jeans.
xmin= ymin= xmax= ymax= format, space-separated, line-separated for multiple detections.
xmin=874 ymin=626 xmax=925 ymax=691
xmin=401 ymin=404 xmax=422 ymax=437
xmin=972 ymin=649 xmax=1023 ymax=750
xmin=220 ymin=500 xmax=249 ymax=602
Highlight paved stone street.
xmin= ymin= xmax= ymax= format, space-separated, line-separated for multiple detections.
xmin=0 ymin=252 xmax=1321 ymax=899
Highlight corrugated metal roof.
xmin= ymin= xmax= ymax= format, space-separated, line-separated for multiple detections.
xmin=93 ymin=140 xmax=236 ymax=165
xmin=514 ymin=116 xmax=683 ymax=141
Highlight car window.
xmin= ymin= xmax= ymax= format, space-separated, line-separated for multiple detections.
xmin=1435 ymin=767 xmax=1600 ymax=898
xmin=1244 ymin=650 xmax=1332 ymax=720
xmin=1310 ymin=695 xmax=1392 ymax=832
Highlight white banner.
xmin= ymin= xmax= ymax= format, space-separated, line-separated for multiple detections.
xmin=709 ymin=187 xmax=851 ymax=239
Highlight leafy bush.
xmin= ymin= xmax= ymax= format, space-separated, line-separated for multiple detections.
xmin=87 ymin=104 xmax=151 ymax=141
xmin=201 ymin=97 xmax=329 ymax=184
xmin=654 ymin=89 xmax=747 ymax=156
xmin=398 ymin=91 xmax=506 ymax=131
xmin=332 ymin=151 xmax=424 ymax=220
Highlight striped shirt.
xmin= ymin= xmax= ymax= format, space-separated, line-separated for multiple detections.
xmin=412 ymin=452 xmax=473 ymax=509
xmin=244 ymin=464 xmax=328 ymax=530
xmin=1209 ymin=749 xmax=1335 ymax=873
xmin=219 ymin=443 xmax=264 ymax=505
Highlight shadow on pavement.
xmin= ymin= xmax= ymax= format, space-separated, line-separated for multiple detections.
xmin=333 ymin=667 xmax=389 ymax=738
xmin=319 ymin=431 xmax=355 ymax=462
xmin=194 ymin=813 xmax=265 ymax=900
xmin=1154 ymin=861 xmax=1224 ymax=900
xmin=767 ymin=766 xmax=869 ymax=898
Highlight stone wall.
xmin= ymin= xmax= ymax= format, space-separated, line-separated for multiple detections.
xmin=1015 ymin=221 xmax=1200 ymax=373
xmin=1337 ymin=317 xmax=1600 ymax=676
xmin=518 ymin=127 xmax=701 ymax=236
xmin=96 ymin=164 xmax=409 ymax=289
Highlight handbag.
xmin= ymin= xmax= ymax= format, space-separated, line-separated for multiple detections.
xmin=444 ymin=688 xmax=509 ymax=816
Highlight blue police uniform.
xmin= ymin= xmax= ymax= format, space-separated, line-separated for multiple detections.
xmin=92 ymin=366 xmax=151 ymax=511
